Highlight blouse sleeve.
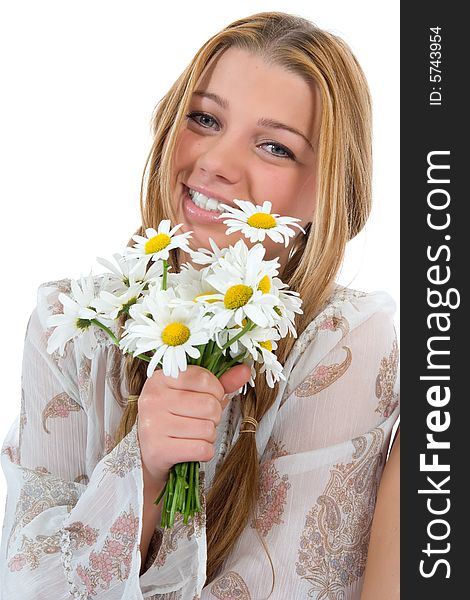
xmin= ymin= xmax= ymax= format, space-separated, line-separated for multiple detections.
xmin=0 ymin=282 xmax=201 ymax=599
xmin=196 ymin=296 xmax=400 ymax=599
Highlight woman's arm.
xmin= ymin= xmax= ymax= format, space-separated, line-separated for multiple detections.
xmin=361 ymin=429 xmax=400 ymax=600
xmin=139 ymin=464 xmax=165 ymax=575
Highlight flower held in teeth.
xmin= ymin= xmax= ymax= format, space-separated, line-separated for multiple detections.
xmin=218 ymin=199 xmax=305 ymax=247
xmin=126 ymin=220 xmax=193 ymax=263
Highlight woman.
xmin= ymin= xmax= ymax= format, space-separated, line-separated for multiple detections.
xmin=0 ymin=11 xmax=399 ymax=599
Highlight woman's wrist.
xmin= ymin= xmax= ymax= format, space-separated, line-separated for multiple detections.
xmin=142 ymin=462 xmax=167 ymax=497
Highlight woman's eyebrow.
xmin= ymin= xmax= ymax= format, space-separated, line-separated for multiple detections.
xmin=257 ymin=117 xmax=314 ymax=151
xmin=193 ymin=90 xmax=229 ymax=109
xmin=192 ymin=90 xmax=314 ymax=151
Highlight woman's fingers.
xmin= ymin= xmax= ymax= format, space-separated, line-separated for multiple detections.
xmin=151 ymin=364 xmax=226 ymax=402
xmin=218 ymin=363 xmax=251 ymax=395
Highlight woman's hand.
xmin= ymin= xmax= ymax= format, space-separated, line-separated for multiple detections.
xmin=137 ymin=363 xmax=252 ymax=488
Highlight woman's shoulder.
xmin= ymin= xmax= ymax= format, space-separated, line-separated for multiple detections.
xmin=323 ymin=283 xmax=396 ymax=317
xmin=282 ymin=284 xmax=399 ymax=403
xmin=291 ymin=284 xmax=397 ymax=362
xmin=315 ymin=283 xmax=396 ymax=334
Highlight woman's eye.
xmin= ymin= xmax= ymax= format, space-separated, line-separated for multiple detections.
xmin=262 ymin=142 xmax=295 ymax=160
xmin=186 ymin=111 xmax=219 ymax=130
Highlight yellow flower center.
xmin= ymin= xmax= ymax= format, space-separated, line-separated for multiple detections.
xmin=193 ymin=292 xmax=219 ymax=304
xmin=161 ymin=322 xmax=190 ymax=346
xmin=259 ymin=340 xmax=273 ymax=352
xmin=246 ymin=212 xmax=277 ymax=229
xmin=257 ymin=275 xmax=271 ymax=294
xmin=224 ymin=285 xmax=253 ymax=309
xmin=144 ymin=233 xmax=171 ymax=254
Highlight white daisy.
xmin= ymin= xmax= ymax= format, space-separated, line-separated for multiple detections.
xmin=126 ymin=221 xmax=193 ymax=263
xmin=224 ymin=326 xmax=285 ymax=388
xmin=97 ymin=252 xmax=163 ymax=294
xmin=221 ymin=323 xmax=279 ymax=360
xmin=214 ymin=239 xmax=281 ymax=282
xmin=218 ymin=199 xmax=305 ymax=247
xmin=118 ymin=297 xmax=152 ymax=355
xmin=196 ymin=242 xmax=280 ymax=333
xmin=258 ymin=346 xmax=286 ymax=387
xmin=91 ymin=282 xmax=146 ymax=320
xmin=269 ymin=277 xmax=303 ymax=338
xmin=46 ymin=274 xmax=109 ymax=359
xmin=189 ymin=238 xmax=228 ymax=267
xmin=119 ymin=288 xmax=210 ymax=378
xmin=168 ymin=263 xmax=220 ymax=309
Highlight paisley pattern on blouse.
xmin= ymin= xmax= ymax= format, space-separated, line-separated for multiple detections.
xmin=7 ymin=467 xmax=81 ymax=554
xmin=210 ymin=571 xmax=252 ymax=599
xmin=106 ymin=344 xmax=127 ymax=408
xmin=1 ymin=445 xmax=20 ymax=465
xmin=104 ymin=431 xmax=115 ymax=455
xmin=251 ymin=460 xmax=291 ymax=537
xmin=19 ymin=387 xmax=27 ymax=455
xmin=281 ymin=285 xmax=362 ymax=404
xmin=251 ymin=437 xmax=291 ymax=537
xmin=41 ymin=278 xmax=72 ymax=295
xmin=295 ymin=428 xmax=385 ymax=599
xmin=74 ymin=473 xmax=90 ymax=485
xmin=77 ymin=355 xmax=93 ymax=408
xmin=42 ymin=279 xmax=73 ymax=315
xmin=318 ymin=314 xmax=350 ymax=337
xmin=294 ymin=347 xmax=352 ymax=397
xmin=99 ymin=424 xmax=140 ymax=479
xmin=375 ymin=338 xmax=399 ymax=418
xmin=41 ymin=392 xmax=82 ymax=434
xmin=147 ymin=591 xmax=184 ymax=600
xmin=75 ymin=509 xmax=139 ymax=595
xmin=8 ymin=521 xmax=98 ymax=572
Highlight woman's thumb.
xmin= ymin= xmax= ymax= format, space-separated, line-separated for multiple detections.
xmin=218 ymin=363 xmax=251 ymax=396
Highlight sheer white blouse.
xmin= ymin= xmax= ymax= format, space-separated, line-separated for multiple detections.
xmin=1 ymin=277 xmax=399 ymax=599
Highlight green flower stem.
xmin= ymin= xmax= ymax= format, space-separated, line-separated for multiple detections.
xmin=215 ymin=352 xmax=247 ymax=378
xmin=207 ymin=351 xmax=224 ymax=375
xmin=195 ymin=461 xmax=201 ymax=511
xmin=203 ymin=339 xmax=215 ymax=363
xmin=206 ymin=320 xmax=255 ymax=372
xmin=90 ymin=318 xmax=152 ymax=365
xmin=196 ymin=344 xmax=205 ymax=366
xmin=135 ymin=353 xmax=151 ymax=363
xmin=162 ymin=260 xmax=169 ymax=290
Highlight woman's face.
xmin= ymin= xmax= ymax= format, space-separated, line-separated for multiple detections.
xmin=170 ymin=47 xmax=321 ymax=267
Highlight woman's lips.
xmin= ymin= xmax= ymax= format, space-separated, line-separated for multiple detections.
xmin=181 ymin=184 xmax=226 ymax=225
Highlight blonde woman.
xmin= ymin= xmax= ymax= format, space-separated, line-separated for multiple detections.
xmin=0 ymin=11 xmax=399 ymax=600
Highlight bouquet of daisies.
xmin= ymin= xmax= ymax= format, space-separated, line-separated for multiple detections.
xmin=46 ymin=200 xmax=304 ymax=528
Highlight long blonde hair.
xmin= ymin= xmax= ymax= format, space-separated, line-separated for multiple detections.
xmin=113 ymin=11 xmax=372 ymax=591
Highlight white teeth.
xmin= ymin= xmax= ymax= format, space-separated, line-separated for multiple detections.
xmin=188 ymin=188 xmax=225 ymax=213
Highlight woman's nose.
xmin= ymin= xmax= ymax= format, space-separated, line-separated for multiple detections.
xmin=195 ymin=134 xmax=244 ymax=183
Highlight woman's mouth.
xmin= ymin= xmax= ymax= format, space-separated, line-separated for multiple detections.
xmin=181 ymin=184 xmax=228 ymax=224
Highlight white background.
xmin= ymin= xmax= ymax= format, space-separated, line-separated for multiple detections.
xmin=0 ymin=1 xmax=399 ymax=521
